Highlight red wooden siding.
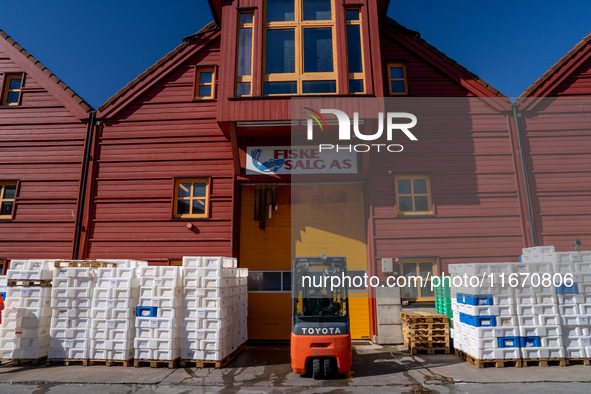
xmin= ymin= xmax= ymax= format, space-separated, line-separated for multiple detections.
xmin=368 ymin=99 xmax=527 ymax=276
xmin=81 ymin=37 xmax=233 ymax=262
xmin=0 ymin=48 xmax=88 ymax=260
xmin=520 ymin=98 xmax=591 ymax=250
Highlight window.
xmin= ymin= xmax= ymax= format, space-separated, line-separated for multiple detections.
xmin=263 ymin=0 xmax=337 ymax=95
xmin=169 ymin=259 xmax=182 ymax=266
xmin=387 ymin=63 xmax=408 ymax=95
xmin=1 ymin=74 xmax=23 ymax=106
xmin=248 ymin=271 xmax=292 ymax=292
xmin=173 ymin=178 xmax=210 ymax=218
xmin=0 ymin=259 xmax=5 ymax=276
xmin=236 ymin=12 xmax=254 ymax=96
xmin=400 ymin=259 xmax=437 ymax=302
xmin=0 ymin=182 xmax=17 ymax=219
xmin=395 ymin=175 xmax=433 ymax=215
xmin=345 ymin=8 xmax=364 ymax=94
xmin=194 ymin=68 xmax=215 ymax=100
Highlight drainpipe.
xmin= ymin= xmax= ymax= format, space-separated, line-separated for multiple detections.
xmin=73 ymin=110 xmax=96 ymax=259
xmin=512 ymin=101 xmax=536 ymax=247
xmin=183 ymin=0 xmax=220 ymax=42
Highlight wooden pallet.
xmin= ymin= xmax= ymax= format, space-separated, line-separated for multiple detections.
xmin=54 ymin=260 xmax=117 ymax=268
xmin=522 ymin=358 xmax=566 ymax=367
xmin=133 ymin=358 xmax=178 ymax=368
xmin=2 ymin=356 xmax=47 ymax=366
xmin=89 ymin=358 xmax=133 ymax=367
xmin=7 ymin=279 xmax=52 ymax=288
xmin=180 ymin=342 xmax=246 ymax=369
xmin=408 ymin=346 xmax=450 ymax=355
xmin=565 ymin=358 xmax=591 ymax=366
xmin=46 ymin=358 xmax=89 ymax=366
xmin=455 ymin=348 xmax=522 ymax=368
xmin=401 ymin=311 xmax=449 ymax=324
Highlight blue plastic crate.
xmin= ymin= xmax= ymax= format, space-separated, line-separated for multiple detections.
xmin=498 ymin=337 xmax=520 ymax=348
xmin=457 ymin=293 xmax=493 ymax=306
xmin=459 ymin=312 xmax=496 ymax=327
xmin=136 ymin=306 xmax=158 ymax=317
xmin=0 ymin=292 xmax=4 ymax=301
xmin=520 ymin=336 xmax=541 ymax=348
xmin=555 ymin=282 xmax=578 ymax=294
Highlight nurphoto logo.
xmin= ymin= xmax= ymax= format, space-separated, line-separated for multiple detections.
xmin=303 ymin=107 xmax=418 ymax=153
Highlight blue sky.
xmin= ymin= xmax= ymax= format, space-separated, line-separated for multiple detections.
xmin=1 ymin=1 xmax=589 ymax=108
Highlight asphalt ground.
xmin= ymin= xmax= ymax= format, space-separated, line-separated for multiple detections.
xmin=0 ymin=342 xmax=589 ymax=393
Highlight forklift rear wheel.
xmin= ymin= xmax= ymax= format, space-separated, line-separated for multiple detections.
xmin=312 ymin=358 xmax=322 ymax=380
xmin=323 ymin=358 xmax=333 ymax=378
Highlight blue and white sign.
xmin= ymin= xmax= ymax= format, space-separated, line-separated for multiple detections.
xmin=246 ymin=146 xmax=357 ymax=175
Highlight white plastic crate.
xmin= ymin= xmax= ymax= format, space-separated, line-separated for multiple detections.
xmin=183 ymin=298 xmax=202 ymax=309
xmin=111 ymin=308 xmax=135 ymax=319
xmin=559 ymin=304 xmax=580 ymax=315
xmin=52 ymin=277 xmax=72 ymax=288
xmin=1 ymin=347 xmax=49 ymax=359
xmin=157 ymin=286 xmax=181 ymax=298
xmin=9 ymin=261 xmax=28 ymax=270
xmin=579 ymin=304 xmax=591 ymax=314
xmin=134 ymin=348 xmax=153 ymax=359
xmin=198 ymin=267 xmax=222 ymax=278
xmin=558 ymin=294 xmax=585 ymax=304
xmin=8 ymin=269 xmax=53 ymax=280
xmin=10 ymin=286 xmax=51 ymax=298
xmin=540 ymin=336 xmax=563 ymax=347
xmin=517 ymin=304 xmax=559 ymax=315
xmin=90 ymin=328 xmax=109 ymax=340
xmin=157 ymin=307 xmax=178 ymax=319
xmin=180 ymin=338 xmax=200 ymax=350
xmin=519 ymin=325 xmax=562 ymax=337
xmin=183 ymin=277 xmax=201 ymax=288
xmin=562 ymin=325 xmax=589 ymax=337
xmin=556 ymin=252 xmax=583 ymax=263
xmin=182 ymin=256 xmax=202 ymax=267
xmin=181 ymin=349 xmax=204 ymax=360
xmin=536 ymin=294 xmax=558 ymax=304
xmin=69 ymin=348 xmax=90 ymax=359
xmin=182 ymin=318 xmax=201 ymax=330
xmin=561 ymin=315 xmax=589 ymax=326
xmin=521 ymin=347 xmax=564 ymax=359
xmin=563 ymin=337 xmax=589 ymax=347
xmin=522 ymin=246 xmax=555 ymax=255
xmin=89 ymin=349 xmax=110 ymax=359
xmin=203 ymin=257 xmax=223 ymax=267
xmin=160 ymin=266 xmax=180 ymax=277
xmin=461 ymin=333 xmax=497 ymax=349
xmin=514 ymin=294 xmax=537 ymax=305
xmin=73 ymin=277 xmax=94 ymax=288
xmin=517 ymin=315 xmax=538 ymax=326
xmin=91 ymin=319 xmax=132 ymax=331
xmin=92 ymin=298 xmax=133 ymax=309
xmin=93 ymin=287 xmax=111 ymax=298
xmin=97 ymin=268 xmax=116 ymax=278
xmin=137 ymin=297 xmax=177 ymax=308
xmin=49 ymin=327 xmax=87 ymax=339
xmin=565 ymin=347 xmax=587 ymax=358
xmin=116 ymin=267 xmax=136 ymax=278
xmin=202 ymin=277 xmax=223 ymax=288
xmin=574 ymin=262 xmax=591 ymax=274
xmin=139 ymin=266 xmax=158 ymax=277
xmin=135 ymin=317 xmax=178 ymax=329
xmin=154 ymin=348 xmax=180 ymax=361
xmin=464 ymin=325 xmax=518 ymax=339
xmin=48 ymin=347 xmax=68 ymax=359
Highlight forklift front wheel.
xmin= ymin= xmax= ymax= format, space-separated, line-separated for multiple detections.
xmin=312 ymin=358 xmax=322 ymax=380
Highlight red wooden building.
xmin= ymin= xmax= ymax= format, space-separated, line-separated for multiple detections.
xmin=0 ymin=29 xmax=94 ymax=272
xmin=516 ymin=32 xmax=591 ymax=252
xmin=77 ymin=0 xmax=531 ymax=343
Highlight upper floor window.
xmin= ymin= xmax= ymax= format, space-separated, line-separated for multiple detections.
xmin=395 ymin=175 xmax=433 ymax=215
xmin=0 ymin=182 xmax=17 ymax=219
xmin=263 ymin=0 xmax=336 ymax=95
xmin=173 ymin=178 xmax=210 ymax=218
xmin=387 ymin=63 xmax=408 ymax=95
xmin=236 ymin=12 xmax=255 ymax=97
xmin=401 ymin=259 xmax=437 ymax=301
xmin=194 ymin=68 xmax=215 ymax=100
xmin=345 ymin=8 xmax=364 ymax=94
xmin=1 ymin=74 xmax=23 ymax=106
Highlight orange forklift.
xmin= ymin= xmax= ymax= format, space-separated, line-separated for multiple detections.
xmin=291 ymin=254 xmax=352 ymax=379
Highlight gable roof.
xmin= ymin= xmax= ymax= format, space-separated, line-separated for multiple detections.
xmin=381 ymin=17 xmax=509 ymax=108
xmin=0 ymin=29 xmax=93 ymax=118
xmin=97 ymin=22 xmax=219 ymax=118
xmin=521 ymin=31 xmax=591 ymax=100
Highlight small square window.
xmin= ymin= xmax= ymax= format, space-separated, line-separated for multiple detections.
xmin=394 ymin=175 xmax=433 ymax=215
xmin=400 ymin=259 xmax=437 ymax=301
xmin=173 ymin=178 xmax=210 ymax=218
xmin=2 ymin=75 xmax=23 ymax=106
xmin=0 ymin=182 xmax=17 ymax=219
xmin=387 ymin=63 xmax=408 ymax=95
xmin=195 ymin=68 xmax=215 ymax=100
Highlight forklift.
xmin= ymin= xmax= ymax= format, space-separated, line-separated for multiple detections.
xmin=291 ymin=254 xmax=352 ymax=379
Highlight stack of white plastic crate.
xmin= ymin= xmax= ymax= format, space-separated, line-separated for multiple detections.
xmin=180 ymin=256 xmax=248 ymax=365
xmin=48 ymin=263 xmax=96 ymax=362
xmin=134 ymin=265 xmax=182 ymax=365
xmin=89 ymin=264 xmax=138 ymax=363
xmin=0 ymin=260 xmax=53 ymax=362
xmin=550 ymin=248 xmax=591 ymax=360
xmin=517 ymin=246 xmax=564 ymax=361
xmin=450 ymin=262 xmax=520 ymax=361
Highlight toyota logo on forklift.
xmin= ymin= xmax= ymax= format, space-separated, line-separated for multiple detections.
xmin=290 ymin=254 xmax=352 ymax=379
